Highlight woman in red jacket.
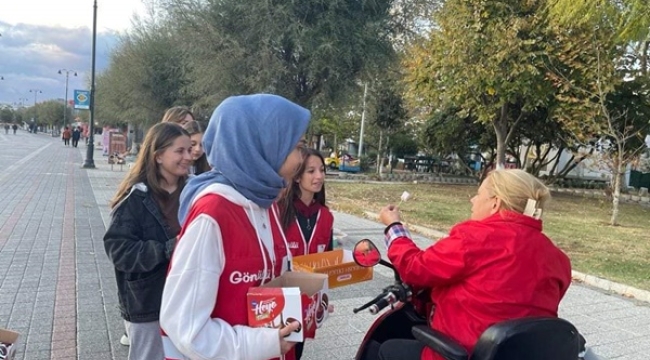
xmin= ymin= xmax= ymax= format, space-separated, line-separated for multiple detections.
xmin=375 ymin=169 xmax=572 ymax=360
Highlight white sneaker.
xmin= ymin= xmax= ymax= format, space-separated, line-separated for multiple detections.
xmin=120 ymin=333 xmax=130 ymax=346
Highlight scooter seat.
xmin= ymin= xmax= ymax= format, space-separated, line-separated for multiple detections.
xmin=412 ymin=325 xmax=468 ymax=360
xmin=413 ymin=317 xmax=581 ymax=360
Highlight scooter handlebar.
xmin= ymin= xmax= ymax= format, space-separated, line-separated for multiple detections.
xmin=354 ymin=284 xmax=411 ymax=315
xmin=369 ymin=292 xmax=397 ymax=315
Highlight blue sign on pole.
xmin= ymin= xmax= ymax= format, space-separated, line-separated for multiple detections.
xmin=74 ymin=90 xmax=91 ymax=110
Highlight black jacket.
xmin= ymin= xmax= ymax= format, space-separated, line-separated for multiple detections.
xmin=103 ymin=183 xmax=177 ymax=323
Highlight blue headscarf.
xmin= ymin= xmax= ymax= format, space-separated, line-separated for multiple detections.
xmin=178 ymin=94 xmax=311 ymax=224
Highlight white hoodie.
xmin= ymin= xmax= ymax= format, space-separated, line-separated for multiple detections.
xmin=160 ymin=184 xmax=285 ymax=360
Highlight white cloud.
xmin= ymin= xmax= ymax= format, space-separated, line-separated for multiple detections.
xmin=0 ymin=21 xmax=120 ymax=105
xmin=0 ymin=1 xmax=147 ymax=105
xmin=0 ymin=0 xmax=147 ymax=31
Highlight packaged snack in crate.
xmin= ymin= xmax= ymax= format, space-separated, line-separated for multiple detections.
xmin=292 ymin=249 xmax=373 ymax=288
xmin=247 ymin=272 xmax=328 ymax=342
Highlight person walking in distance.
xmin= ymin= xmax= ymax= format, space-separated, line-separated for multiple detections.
xmin=62 ymin=126 xmax=72 ymax=146
xmin=72 ymin=126 xmax=81 ymax=148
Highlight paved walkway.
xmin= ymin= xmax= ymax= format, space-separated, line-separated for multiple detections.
xmin=0 ymin=132 xmax=649 ymax=359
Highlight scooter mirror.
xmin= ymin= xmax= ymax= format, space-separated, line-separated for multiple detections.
xmin=352 ymin=239 xmax=381 ymax=267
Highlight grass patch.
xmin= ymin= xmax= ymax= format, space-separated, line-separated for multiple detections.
xmin=327 ymin=181 xmax=650 ymax=290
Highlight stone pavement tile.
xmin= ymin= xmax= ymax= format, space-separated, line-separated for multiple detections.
xmin=21 ymin=349 xmax=52 ymax=360
xmin=0 ymin=135 xmax=97 ymax=360
xmin=590 ymin=337 xmax=650 ymax=359
xmin=593 ymin=307 xmax=650 ymax=326
xmin=328 ymin=345 xmax=360 ymax=360
xmin=75 ymin=146 xmax=131 ymax=359
xmin=584 ymin=328 xmax=642 ymax=346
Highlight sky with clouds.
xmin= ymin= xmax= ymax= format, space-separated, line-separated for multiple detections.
xmin=0 ymin=0 xmax=147 ymax=106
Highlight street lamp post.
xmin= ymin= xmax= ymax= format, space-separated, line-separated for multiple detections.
xmin=83 ymin=0 xmax=98 ymax=169
xmin=29 ymin=89 xmax=42 ymax=106
xmin=358 ymin=82 xmax=368 ymax=158
xmin=58 ymin=69 xmax=77 ymax=130
xmin=29 ymin=89 xmax=42 ymax=133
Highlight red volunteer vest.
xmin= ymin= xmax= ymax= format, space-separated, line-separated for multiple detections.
xmin=274 ymin=204 xmax=334 ymax=257
xmin=165 ymin=194 xmax=295 ymax=360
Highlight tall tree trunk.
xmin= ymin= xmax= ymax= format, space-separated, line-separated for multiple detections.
xmin=377 ymin=131 xmax=383 ymax=175
xmin=641 ymin=40 xmax=649 ymax=77
xmin=385 ymin=135 xmax=391 ymax=173
xmin=493 ymin=118 xmax=508 ymax=169
xmin=521 ymin=144 xmax=531 ymax=171
xmin=493 ymin=103 xmax=516 ymax=169
xmin=333 ymin=131 xmax=338 ymax=157
xmin=610 ymin=158 xmax=623 ymax=226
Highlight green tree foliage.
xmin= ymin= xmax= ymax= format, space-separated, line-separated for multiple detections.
xmin=547 ymin=0 xmax=650 ymax=42
xmin=547 ymin=0 xmax=650 ymax=75
xmin=404 ymin=0 xmax=557 ymax=167
xmin=13 ymin=111 xmax=23 ymax=124
xmin=0 ymin=107 xmax=13 ymax=122
xmin=159 ymin=0 xmax=396 ymax=109
xmin=545 ymin=16 xmax=650 ymax=224
xmin=374 ymin=81 xmax=407 ymax=131
xmin=21 ymin=101 xmax=65 ymax=128
xmin=310 ymin=110 xmax=360 ymax=154
xmin=422 ymin=106 xmax=492 ymax=160
xmin=389 ymin=128 xmax=419 ymax=158
xmin=95 ymin=22 xmax=193 ymax=126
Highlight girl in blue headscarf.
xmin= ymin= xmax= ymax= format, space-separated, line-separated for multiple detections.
xmin=160 ymin=94 xmax=310 ymax=360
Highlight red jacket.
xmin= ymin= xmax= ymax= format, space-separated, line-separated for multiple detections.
xmin=274 ymin=203 xmax=334 ymax=257
xmin=387 ymin=211 xmax=571 ymax=360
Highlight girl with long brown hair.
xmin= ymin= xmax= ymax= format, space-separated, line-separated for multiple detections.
xmin=182 ymin=120 xmax=211 ymax=175
xmin=274 ymin=147 xmax=334 ymax=359
xmin=104 ymin=122 xmax=193 ymax=360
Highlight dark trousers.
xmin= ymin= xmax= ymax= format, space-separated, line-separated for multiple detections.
xmin=294 ymin=341 xmax=304 ymax=359
xmin=363 ymin=339 xmax=424 ymax=360
xmin=72 ymin=139 xmax=79 ymax=147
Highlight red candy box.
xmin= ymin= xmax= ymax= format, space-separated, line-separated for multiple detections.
xmin=247 ymin=272 xmax=329 ymax=342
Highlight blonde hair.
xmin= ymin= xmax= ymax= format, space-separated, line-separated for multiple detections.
xmin=485 ymin=169 xmax=550 ymax=214
xmin=182 ymin=120 xmax=202 ymax=135
xmin=161 ymin=106 xmax=195 ymax=124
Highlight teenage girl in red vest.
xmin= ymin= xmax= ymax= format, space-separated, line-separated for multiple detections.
xmin=275 ymin=147 xmax=334 ymax=360
xmin=160 ymin=94 xmax=311 ymax=360
xmin=276 ymin=147 xmax=334 ymax=258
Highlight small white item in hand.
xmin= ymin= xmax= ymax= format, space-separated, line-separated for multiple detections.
xmin=401 ymin=191 xmax=411 ymax=202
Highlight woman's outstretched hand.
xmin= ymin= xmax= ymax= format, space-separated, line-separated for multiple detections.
xmin=379 ymin=204 xmax=401 ymax=226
